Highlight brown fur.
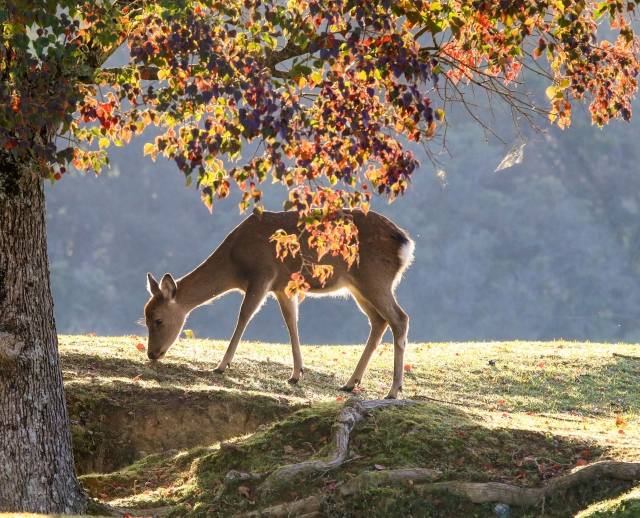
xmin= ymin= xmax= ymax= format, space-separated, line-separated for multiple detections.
xmin=144 ymin=210 xmax=414 ymax=398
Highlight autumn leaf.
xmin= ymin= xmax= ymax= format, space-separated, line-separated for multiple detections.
xmin=576 ymin=459 xmax=588 ymax=466
xmin=136 ymin=342 xmax=146 ymax=350
xmin=132 ymin=374 xmax=142 ymax=382
xmin=374 ymin=464 xmax=386 ymax=470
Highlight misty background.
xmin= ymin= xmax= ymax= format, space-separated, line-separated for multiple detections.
xmin=45 ymin=78 xmax=640 ymax=345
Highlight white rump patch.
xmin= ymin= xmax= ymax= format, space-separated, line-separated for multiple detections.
xmin=398 ymin=239 xmax=415 ymax=268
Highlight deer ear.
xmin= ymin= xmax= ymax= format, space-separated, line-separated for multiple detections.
xmin=147 ymin=273 xmax=162 ymax=297
xmin=160 ymin=273 xmax=177 ymax=301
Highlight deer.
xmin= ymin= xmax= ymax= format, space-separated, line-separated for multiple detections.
xmin=144 ymin=209 xmax=414 ymax=399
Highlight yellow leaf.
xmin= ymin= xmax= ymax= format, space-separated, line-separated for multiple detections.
xmin=545 ymin=86 xmax=557 ymax=99
xmin=98 ymin=137 xmax=110 ymax=149
xmin=143 ymin=143 xmax=155 ymax=156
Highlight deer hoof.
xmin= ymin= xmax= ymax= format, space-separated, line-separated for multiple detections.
xmin=339 ymin=385 xmax=355 ymax=392
xmin=383 ymin=393 xmax=397 ymax=400
xmin=287 ymin=377 xmax=299 ymax=384
xmin=213 ymin=368 xmax=225 ymax=375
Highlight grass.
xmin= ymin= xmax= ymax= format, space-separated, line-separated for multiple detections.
xmin=57 ymin=336 xmax=640 ymax=517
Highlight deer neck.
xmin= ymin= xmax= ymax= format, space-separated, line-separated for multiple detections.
xmin=175 ymin=248 xmax=239 ymax=312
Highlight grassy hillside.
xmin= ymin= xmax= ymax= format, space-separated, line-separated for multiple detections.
xmin=57 ymin=336 xmax=640 ymax=517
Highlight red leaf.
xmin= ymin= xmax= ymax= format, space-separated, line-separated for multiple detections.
xmin=576 ymin=459 xmax=588 ymax=466
xmin=132 ymin=374 xmax=142 ymax=382
xmin=99 ymin=494 xmax=108 ymax=499
xmin=336 ymin=397 xmax=344 ymax=401
xmin=136 ymin=342 xmax=146 ymax=350
xmin=404 ymin=364 xmax=411 ymax=372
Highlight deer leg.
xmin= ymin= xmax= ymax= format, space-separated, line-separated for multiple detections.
xmin=214 ymin=281 xmax=270 ymax=374
xmin=340 ymin=295 xmax=388 ymax=392
xmin=380 ymin=302 xmax=409 ymax=399
xmin=351 ymin=286 xmax=409 ymax=399
xmin=275 ymin=291 xmax=304 ymax=384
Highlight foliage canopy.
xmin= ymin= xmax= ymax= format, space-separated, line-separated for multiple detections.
xmin=2 ymin=0 xmax=640 ymax=293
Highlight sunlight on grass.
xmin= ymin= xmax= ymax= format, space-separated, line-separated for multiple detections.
xmin=59 ymin=336 xmax=640 ymax=517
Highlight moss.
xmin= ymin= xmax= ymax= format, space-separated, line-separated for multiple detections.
xmin=576 ymin=488 xmax=640 ymax=517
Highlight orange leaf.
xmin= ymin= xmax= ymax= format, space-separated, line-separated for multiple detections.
xmin=136 ymin=342 xmax=146 ymax=350
xmin=404 ymin=364 xmax=412 ymax=372
xmin=616 ymin=416 xmax=627 ymax=427
xmin=576 ymin=459 xmax=588 ymax=466
xmin=132 ymin=374 xmax=142 ymax=382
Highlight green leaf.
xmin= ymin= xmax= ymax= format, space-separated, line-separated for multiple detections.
xmin=559 ymin=79 xmax=571 ymax=90
xmin=546 ymin=86 xmax=558 ymax=99
xmin=185 ymin=175 xmax=192 ymax=188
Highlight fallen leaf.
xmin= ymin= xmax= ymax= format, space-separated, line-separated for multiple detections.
xmin=284 ymin=445 xmax=294 ymax=453
xmin=455 ymin=457 xmax=465 ymax=466
xmin=309 ymin=424 xmax=317 ymax=431
xmin=144 ymin=490 xmax=151 ymax=495
xmin=99 ymin=494 xmax=107 ymax=499
xmin=404 ymin=364 xmax=412 ymax=372
xmin=374 ymin=464 xmax=386 ymax=470
xmin=290 ymin=491 xmax=298 ymax=498
xmin=238 ymin=485 xmax=250 ymax=498
xmin=278 ymin=396 xmax=290 ymax=405
xmin=497 ymin=400 xmax=504 ymax=406
xmin=132 ymin=374 xmax=142 ymax=382
xmin=616 ymin=416 xmax=627 ymax=426
xmin=336 ymin=397 xmax=344 ymax=401
xmin=619 ymin=429 xmax=626 ymax=434
xmin=576 ymin=459 xmax=588 ymax=466
xmin=538 ymin=362 xmax=545 ymax=368
xmin=136 ymin=342 xmax=146 ymax=350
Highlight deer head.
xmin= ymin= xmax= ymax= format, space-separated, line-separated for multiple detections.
xmin=144 ymin=273 xmax=187 ymax=360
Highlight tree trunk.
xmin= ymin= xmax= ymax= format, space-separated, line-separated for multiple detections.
xmin=0 ymin=158 xmax=86 ymax=513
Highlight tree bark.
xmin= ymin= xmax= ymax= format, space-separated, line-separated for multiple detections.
xmin=0 ymin=158 xmax=87 ymax=513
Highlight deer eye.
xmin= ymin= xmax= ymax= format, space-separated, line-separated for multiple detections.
xmin=155 ymin=319 xmax=163 ymax=326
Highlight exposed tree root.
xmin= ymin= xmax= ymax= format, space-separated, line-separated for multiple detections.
xmin=259 ymin=398 xmax=423 ymax=492
xmin=245 ymin=461 xmax=640 ymax=517
xmin=414 ymin=461 xmax=640 ymax=507
xmin=244 ymin=468 xmax=441 ymax=517
xmin=241 ymin=398 xmax=640 ymax=516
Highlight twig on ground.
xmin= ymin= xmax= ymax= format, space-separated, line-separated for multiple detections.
xmin=613 ymin=353 xmax=640 ymax=360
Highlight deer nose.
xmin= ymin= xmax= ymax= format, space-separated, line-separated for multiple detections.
xmin=148 ymin=351 xmax=158 ymax=360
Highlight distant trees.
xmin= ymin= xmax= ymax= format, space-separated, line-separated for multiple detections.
xmin=1 ymin=0 xmax=640 ymax=511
